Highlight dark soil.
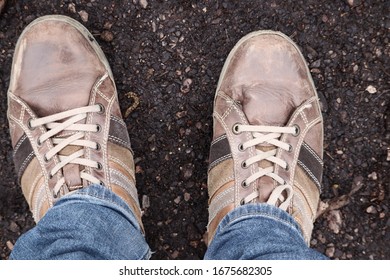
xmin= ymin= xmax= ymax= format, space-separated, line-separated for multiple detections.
xmin=0 ymin=0 xmax=389 ymax=260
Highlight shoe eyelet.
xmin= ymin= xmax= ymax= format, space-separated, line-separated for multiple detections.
xmin=43 ymin=154 xmax=49 ymax=163
xmin=232 ymin=123 xmax=242 ymax=135
xmin=240 ymin=198 xmax=245 ymax=206
xmin=37 ymin=138 xmax=43 ymax=147
xmin=241 ymin=180 xmax=248 ymax=188
xmin=97 ymin=103 xmax=105 ymax=114
xmin=284 ymin=163 xmax=289 ymax=171
xmin=48 ymin=173 xmax=53 ymax=179
xmin=238 ymin=143 xmax=245 ymax=152
xmin=97 ymin=162 xmax=103 ymax=170
xmin=241 ymin=161 xmax=248 ymax=169
xmin=99 ymin=180 xmax=104 ymax=186
xmin=27 ymin=118 xmax=35 ymax=130
xmin=95 ymin=143 xmax=101 ymax=151
xmin=96 ymin=124 xmax=102 ymax=133
xmin=293 ymin=125 xmax=300 ymax=137
xmin=288 ymin=144 xmax=293 ymax=153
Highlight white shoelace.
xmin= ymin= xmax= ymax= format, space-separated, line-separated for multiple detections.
xmin=234 ymin=123 xmax=298 ymax=210
xmin=29 ymin=104 xmax=103 ymax=196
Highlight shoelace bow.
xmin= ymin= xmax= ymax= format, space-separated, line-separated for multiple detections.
xmin=234 ymin=123 xmax=299 ymax=210
xmin=29 ymin=104 xmax=103 ymax=196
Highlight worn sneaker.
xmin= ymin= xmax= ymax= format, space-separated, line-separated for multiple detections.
xmin=7 ymin=15 xmax=143 ymax=230
xmin=207 ymin=31 xmax=323 ymax=245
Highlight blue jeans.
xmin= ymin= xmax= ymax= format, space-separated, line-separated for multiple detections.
xmin=10 ymin=184 xmax=326 ymax=260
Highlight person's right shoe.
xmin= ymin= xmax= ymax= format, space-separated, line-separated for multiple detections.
xmin=207 ymin=31 xmax=324 ymax=245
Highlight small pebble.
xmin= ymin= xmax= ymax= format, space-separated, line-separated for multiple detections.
xmin=78 ymin=10 xmax=89 ymax=22
xmin=171 ymin=250 xmax=179 ymax=259
xmin=184 ymin=192 xmax=191 ymax=201
xmin=142 ymin=195 xmax=150 ymax=209
xmin=68 ymin=3 xmax=76 ymax=13
xmin=6 ymin=241 xmax=14 ymax=251
xmin=366 ymin=206 xmax=377 ymax=214
xmin=139 ymin=0 xmax=148 ymax=9
xmin=346 ymin=0 xmax=362 ymax=7
xmin=100 ymin=30 xmax=114 ymax=42
xmin=9 ymin=221 xmax=19 ymax=233
xmin=326 ymin=210 xmax=342 ymax=234
xmin=182 ymin=166 xmax=193 ymax=180
xmin=174 ymin=196 xmax=181 ymax=204
xmin=368 ymin=172 xmax=377 ymax=180
xmin=180 ymin=78 xmax=193 ymax=94
xmin=366 ymin=85 xmax=377 ymax=94
xmin=326 ymin=246 xmax=335 ymax=258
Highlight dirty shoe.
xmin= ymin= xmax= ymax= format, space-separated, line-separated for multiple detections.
xmin=7 ymin=15 xmax=143 ymax=230
xmin=207 ymin=31 xmax=323 ymax=245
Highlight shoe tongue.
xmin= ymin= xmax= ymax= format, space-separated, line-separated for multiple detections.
xmin=234 ymin=85 xmax=294 ymax=201
xmin=238 ymin=84 xmax=295 ymax=127
xmin=20 ymin=68 xmax=93 ymax=118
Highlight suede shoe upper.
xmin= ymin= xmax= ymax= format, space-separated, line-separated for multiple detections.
xmin=7 ymin=16 xmax=143 ymax=230
xmin=207 ymin=31 xmax=324 ymax=245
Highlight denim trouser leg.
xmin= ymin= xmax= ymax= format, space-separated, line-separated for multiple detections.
xmin=11 ymin=186 xmax=326 ymax=260
xmin=10 ymin=184 xmax=151 ymax=260
xmin=205 ymin=204 xmax=327 ymax=260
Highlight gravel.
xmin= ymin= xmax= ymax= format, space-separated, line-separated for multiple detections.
xmin=0 ymin=0 xmax=388 ymax=260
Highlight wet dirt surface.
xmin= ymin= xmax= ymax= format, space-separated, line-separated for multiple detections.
xmin=0 ymin=0 xmax=389 ymax=259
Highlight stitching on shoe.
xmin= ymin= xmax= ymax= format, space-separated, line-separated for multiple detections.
xmin=110 ymin=168 xmax=138 ymax=203
xmin=13 ymin=134 xmax=27 ymax=156
xmin=292 ymin=194 xmax=311 ymax=222
xmin=297 ymin=160 xmax=322 ymax=190
xmin=294 ymin=181 xmax=316 ymax=220
xmin=86 ymin=78 xmax=100 ymax=174
xmin=111 ymin=179 xmax=139 ymax=207
xmin=17 ymin=151 xmax=34 ymax=180
xmin=33 ymin=186 xmax=46 ymax=221
xmin=301 ymin=111 xmax=309 ymax=125
xmin=208 ymin=154 xmax=232 ymax=170
xmin=20 ymin=106 xmax=25 ymax=122
xmin=28 ymin=174 xmax=42 ymax=202
xmin=92 ymin=73 xmax=109 ymax=94
xmin=302 ymin=142 xmax=323 ymax=166
xmin=221 ymin=104 xmax=234 ymax=120
xmin=109 ymin=156 xmax=134 ymax=177
xmin=287 ymin=114 xmax=322 ymax=183
xmin=210 ymin=134 xmax=227 ymax=146
xmin=208 ymin=188 xmax=235 ymax=224
xmin=208 ymin=175 xmax=235 ymax=194
xmin=110 ymin=115 xmax=127 ymax=128
xmin=289 ymin=97 xmax=317 ymax=124
xmin=97 ymin=89 xmax=111 ymax=103
xmin=217 ymin=95 xmax=257 ymax=204
xmin=108 ymin=135 xmax=131 ymax=149
xmin=10 ymin=94 xmax=56 ymax=208
xmin=110 ymin=168 xmax=134 ymax=188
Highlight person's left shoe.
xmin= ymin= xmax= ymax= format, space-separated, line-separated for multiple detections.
xmin=7 ymin=15 xmax=143 ymax=230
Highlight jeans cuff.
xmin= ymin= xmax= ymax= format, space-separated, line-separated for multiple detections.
xmin=56 ymin=184 xmax=143 ymax=233
xmin=214 ymin=203 xmax=305 ymax=242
